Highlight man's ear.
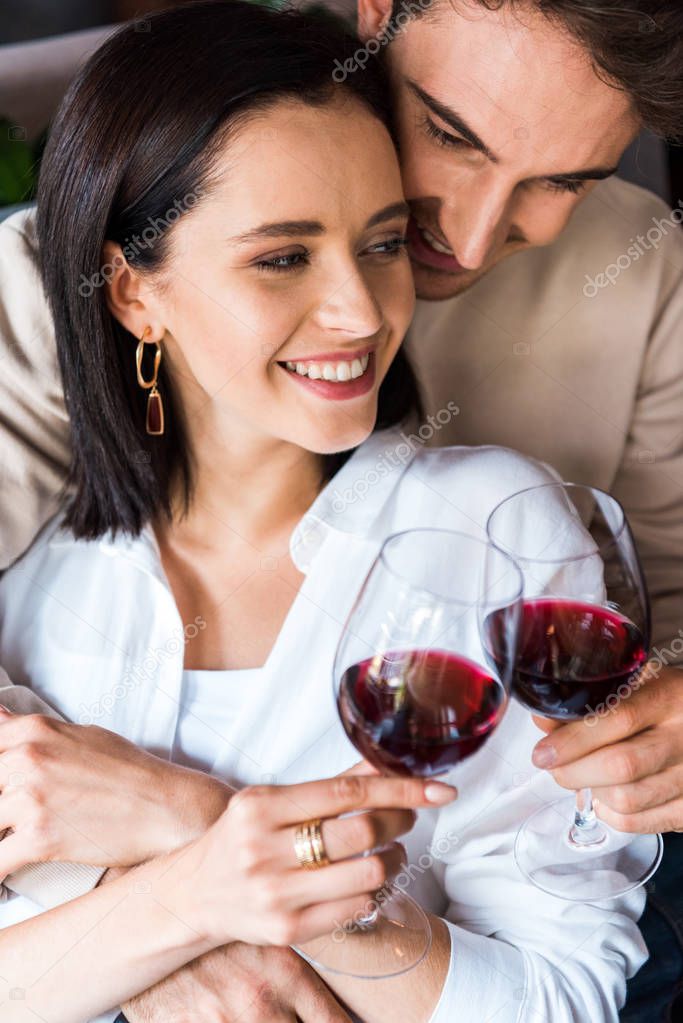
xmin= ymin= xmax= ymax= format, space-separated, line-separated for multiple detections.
xmin=357 ymin=0 xmax=393 ymax=41
xmin=100 ymin=240 xmax=159 ymax=341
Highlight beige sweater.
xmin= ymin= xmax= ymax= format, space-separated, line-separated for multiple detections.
xmin=0 ymin=176 xmax=681 ymax=906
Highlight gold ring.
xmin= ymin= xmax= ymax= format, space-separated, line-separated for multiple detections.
xmin=294 ymin=818 xmax=329 ymax=869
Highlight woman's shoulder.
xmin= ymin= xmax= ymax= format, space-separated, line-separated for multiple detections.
xmin=0 ymin=508 xmax=166 ymax=621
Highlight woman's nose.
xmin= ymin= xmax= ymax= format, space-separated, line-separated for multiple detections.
xmin=313 ymin=270 xmax=384 ymax=340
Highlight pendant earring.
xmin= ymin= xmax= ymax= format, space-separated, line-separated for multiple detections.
xmin=135 ymin=326 xmax=165 ymax=435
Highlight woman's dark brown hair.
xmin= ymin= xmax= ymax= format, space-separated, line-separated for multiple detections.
xmin=37 ymin=0 xmax=421 ymax=540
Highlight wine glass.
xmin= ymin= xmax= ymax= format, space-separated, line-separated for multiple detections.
xmin=297 ymin=528 xmax=523 ymax=978
xmin=485 ymin=482 xmax=663 ymax=901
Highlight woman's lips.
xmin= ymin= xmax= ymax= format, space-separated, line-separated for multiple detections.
xmin=407 ymin=218 xmax=464 ymax=273
xmin=279 ymin=352 xmax=376 ymax=401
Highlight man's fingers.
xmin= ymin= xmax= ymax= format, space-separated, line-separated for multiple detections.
xmin=550 ymin=729 xmax=672 ymax=791
xmin=592 ymin=763 xmax=683 ymax=817
xmin=594 ymin=794 xmax=683 ymax=835
xmin=0 ymin=832 xmax=33 ymax=881
xmin=531 ymin=716 xmax=560 ymax=736
xmin=293 ymin=961 xmax=353 ymax=1022
xmin=532 ymin=684 xmax=653 ymax=769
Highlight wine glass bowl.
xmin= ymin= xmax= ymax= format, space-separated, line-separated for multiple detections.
xmin=298 ymin=528 xmax=523 ymax=978
xmin=335 ymin=529 xmax=523 ymax=779
xmin=486 ymin=482 xmax=663 ymax=901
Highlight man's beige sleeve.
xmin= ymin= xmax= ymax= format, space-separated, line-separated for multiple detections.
xmin=0 ymin=672 xmax=105 ymax=907
xmin=611 ymin=270 xmax=683 ymax=663
xmin=0 ymin=210 xmax=104 ymax=907
xmin=0 ymin=206 xmax=70 ymax=570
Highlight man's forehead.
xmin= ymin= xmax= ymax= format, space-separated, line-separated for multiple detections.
xmin=391 ymin=3 xmax=637 ymax=162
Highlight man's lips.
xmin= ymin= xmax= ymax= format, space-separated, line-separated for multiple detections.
xmin=407 ymin=218 xmax=465 ymax=273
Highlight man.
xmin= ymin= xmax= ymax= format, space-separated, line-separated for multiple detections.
xmin=0 ymin=0 xmax=681 ymax=1020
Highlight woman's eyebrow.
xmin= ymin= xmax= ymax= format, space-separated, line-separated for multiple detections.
xmin=366 ymin=201 xmax=411 ymax=227
xmin=229 ymin=203 xmax=410 ymax=245
xmin=229 ymin=220 xmax=325 ymax=244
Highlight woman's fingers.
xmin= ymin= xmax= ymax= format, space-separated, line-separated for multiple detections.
xmin=290 ymin=893 xmax=385 ymax=947
xmin=283 ymin=842 xmax=406 ymax=908
xmin=268 ymin=809 xmax=416 ymax=868
xmin=320 ymin=808 xmax=415 ymax=863
xmin=240 ymin=774 xmax=456 ymax=829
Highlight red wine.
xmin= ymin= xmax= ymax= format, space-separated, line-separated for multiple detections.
xmin=486 ymin=598 xmax=647 ymax=720
xmin=338 ymin=649 xmax=505 ymax=777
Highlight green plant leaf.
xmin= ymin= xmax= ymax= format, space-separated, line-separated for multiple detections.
xmin=0 ymin=118 xmax=37 ymax=205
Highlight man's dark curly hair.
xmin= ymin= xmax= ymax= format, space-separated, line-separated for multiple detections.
xmin=391 ymin=0 xmax=683 ymax=140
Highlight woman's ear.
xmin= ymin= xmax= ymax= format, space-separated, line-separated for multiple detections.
xmin=357 ymin=0 xmax=393 ymax=41
xmin=100 ymin=240 xmax=160 ymax=340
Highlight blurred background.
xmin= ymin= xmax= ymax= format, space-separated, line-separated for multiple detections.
xmin=0 ymin=0 xmax=681 ymax=216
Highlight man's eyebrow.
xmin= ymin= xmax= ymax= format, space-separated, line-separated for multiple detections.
xmin=229 ymin=202 xmax=409 ymax=245
xmin=407 ymin=79 xmax=499 ymax=162
xmin=409 ymin=79 xmax=619 ymax=183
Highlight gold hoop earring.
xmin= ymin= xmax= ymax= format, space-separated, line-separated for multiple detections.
xmin=135 ymin=326 xmax=165 ymax=436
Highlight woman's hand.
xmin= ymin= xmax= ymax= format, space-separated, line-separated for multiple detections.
xmin=0 ymin=709 xmax=231 ymax=876
xmin=189 ymin=772 xmax=457 ymax=949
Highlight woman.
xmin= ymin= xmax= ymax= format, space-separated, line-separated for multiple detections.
xmin=0 ymin=3 xmax=644 ymax=1022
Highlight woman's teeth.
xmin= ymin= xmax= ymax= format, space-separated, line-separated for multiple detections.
xmin=284 ymin=354 xmax=370 ymax=382
xmin=419 ymin=226 xmax=453 ymax=255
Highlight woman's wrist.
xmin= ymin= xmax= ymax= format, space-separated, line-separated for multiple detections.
xmin=157 ymin=830 xmax=235 ymax=948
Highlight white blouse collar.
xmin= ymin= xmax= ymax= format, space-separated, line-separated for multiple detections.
xmin=67 ymin=425 xmax=417 ymax=578
xmin=290 ymin=425 xmax=418 ymax=572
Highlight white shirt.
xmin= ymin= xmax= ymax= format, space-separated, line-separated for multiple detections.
xmin=172 ymin=668 xmax=259 ymax=774
xmin=0 ymin=427 xmax=646 ymax=1023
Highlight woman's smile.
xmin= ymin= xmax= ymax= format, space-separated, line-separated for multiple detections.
xmin=278 ymin=346 xmax=375 ymax=401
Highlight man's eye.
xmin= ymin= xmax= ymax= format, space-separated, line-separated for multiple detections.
xmin=423 ymin=117 xmax=468 ymax=150
xmin=544 ymin=178 xmax=586 ymax=196
xmin=255 ymin=252 xmax=309 ymax=273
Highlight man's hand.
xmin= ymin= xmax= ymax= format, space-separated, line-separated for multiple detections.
xmin=123 ymin=943 xmax=353 ymax=1023
xmin=532 ymin=664 xmax=683 ymax=833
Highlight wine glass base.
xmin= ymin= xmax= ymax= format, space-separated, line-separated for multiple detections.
xmin=514 ymin=795 xmax=664 ymax=901
xmin=294 ymin=891 xmax=432 ymax=978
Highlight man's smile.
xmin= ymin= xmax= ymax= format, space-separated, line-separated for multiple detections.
xmin=406 ymin=216 xmax=465 ymax=274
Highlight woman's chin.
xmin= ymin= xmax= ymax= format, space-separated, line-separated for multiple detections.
xmin=302 ymin=414 xmax=377 ymax=458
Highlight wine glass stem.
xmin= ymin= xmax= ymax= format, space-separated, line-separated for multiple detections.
xmin=569 ymin=787 xmax=607 ymax=848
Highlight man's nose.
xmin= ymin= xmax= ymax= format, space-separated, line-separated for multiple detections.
xmin=441 ymin=175 xmax=512 ymax=270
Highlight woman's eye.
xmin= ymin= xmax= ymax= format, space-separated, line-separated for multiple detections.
xmin=255 ymin=251 xmax=309 ymax=273
xmin=423 ymin=117 xmax=467 ymax=150
xmin=366 ymin=236 xmax=409 ymax=257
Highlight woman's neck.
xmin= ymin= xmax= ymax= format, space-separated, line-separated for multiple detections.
xmin=162 ymin=412 xmax=325 ymax=550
